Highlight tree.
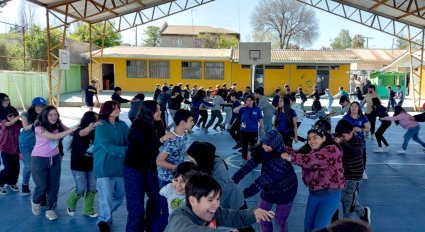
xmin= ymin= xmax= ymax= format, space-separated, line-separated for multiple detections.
xmin=196 ymin=33 xmax=239 ymax=49
xmin=395 ymin=37 xmax=408 ymax=49
xmin=250 ymin=0 xmax=318 ymax=49
xmin=352 ymin=34 xmax=365 ymax=48
xmin=216 ymin=35 xmax=239 ymax=49
xmin=0 ymin=43 xmax=11 ymax=70
xmin=25 ymin=26 xmax=61 ymax=71
xmin=69 ymin=23 xmax=121 ymax=47
xmin=330 ymin=29 xmax=352 ymax=50
xmin=142 ymin=26 xmax=161 ymax=47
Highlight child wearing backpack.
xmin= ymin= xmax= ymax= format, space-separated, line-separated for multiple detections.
xmin=232 ymin=130 xmax=298 ymax=232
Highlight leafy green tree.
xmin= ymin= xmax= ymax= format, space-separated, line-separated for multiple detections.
xmin=69 ymin=23 xmax=121 ymax=47
xmin=216 ymin=35 xmax=239 ymax=48
xmin=395 ymin=37 xmax=408 ymax=49
xmin=196 ymin=33 xmax=239 ymax=48
xmin=197 ymin=33 xmax=217 ymax=48
xmin=0 ymin=43 xmax=11 ymax=70
xmin=352 ymin=34 xmax=365 ymax=48
xmin=331 ymin=29 xmax=352 ymax=50
xmin=142 ymin=26 xmax=161 ymax=47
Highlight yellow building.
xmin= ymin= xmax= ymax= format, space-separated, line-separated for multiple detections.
xmin=90 ymin=46 xmax=359 ymax=96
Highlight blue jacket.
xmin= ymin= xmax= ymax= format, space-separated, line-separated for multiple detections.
xmin=232 ymin=144 xmax=298 ymax=205
xmin=93 ymin=119 xmax=129 ymax=178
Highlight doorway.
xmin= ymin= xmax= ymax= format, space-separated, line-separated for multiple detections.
xmin=102 ymin=64 xmax=115 ymax=90
xmin=254 ymin=65 xmax=264 ymax=91
xmin=317 ymin=67 xmax=330 ymax=94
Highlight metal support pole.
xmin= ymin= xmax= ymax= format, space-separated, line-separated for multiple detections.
xmin=251 ymin=64 xmax=256 ymax=91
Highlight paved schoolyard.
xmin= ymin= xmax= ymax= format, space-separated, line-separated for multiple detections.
xmin=1 ymin=104 xmax=425 ymax=231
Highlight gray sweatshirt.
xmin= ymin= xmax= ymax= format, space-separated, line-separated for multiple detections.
xmin=166 ymin=205 xmax=256 ymax=232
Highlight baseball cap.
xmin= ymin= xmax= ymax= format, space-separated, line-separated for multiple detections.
xmin=32 ymin=97 xmax=47 ymax=107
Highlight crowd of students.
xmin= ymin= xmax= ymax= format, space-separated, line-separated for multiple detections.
xmin=0 ymin=77 xmax=424 ymax=232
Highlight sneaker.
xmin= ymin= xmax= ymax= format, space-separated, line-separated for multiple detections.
xmin=362 ymin=171 xmax=368 ymax=180
xmin=45 ymin=210 xmax=58 ymax=221
xmin=67 ymin=207 xmax=75 ymax=216
xmin=360 ymin=206 xmax=371 ymax=225
xmin=365 ymin=132 xmax=370 ymax=138
xmin=8 ymin=184 xmax=20 ymax=192
xmin=232 ymin=142 xmax=241 ymax=150
xmin=372 ymin=147 xmax=385 ymax=153
xmin=0 ymin=187 xmax=6 ymax=195
xmin=85 ymin=211 xmax=99 ymax=218
xmin=21 ymin=184 xmax=31 ymax=195
xmin=31 ymin=202 xmax=41 ymax=215
xmin=213 ymin=127 xmax=219 ymax=132
xmin=396 ymin=149 xmax=407 ymax=154
xmin=98 ymin=221 xmax=110 ymax=232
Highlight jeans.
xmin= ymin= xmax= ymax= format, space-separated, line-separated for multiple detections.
xmin=124 ymin=167 xmax=161 ymax=232
xmin=20 ymin=148 xmax=33 ymax=185
xmin=341 ymin=180 xmax=365 ymax=218
xmin=263 ymin=115 xmax=273 ymax=134
xmin=167 ymin=109 xmax=178 ymax=129
xmin=402 ymin=125 xmax=425 ymax=150
xmin=222 ymin=107 xmax=233 ymax=128
xmin=97 ymin=177 xmax=125 ymax=224
xmin=259 ymin=199 xmax=293 ymax=232
xmin=153 ymin=180 xmax=171 ymax=232
xmin=190 ymin=107 xmax=200 ymax=125
xmin=205 ymin=110 xmax=223 ymax=129
xmin=304 ymin=191 xmax=341 ymax=232
xmin=72 ymin=170 xmax=96 ymax=195
xmin=31 ymin=155 xmax=62 ymax=210
xmin=0 ymin=152 xmax=20 ymax=186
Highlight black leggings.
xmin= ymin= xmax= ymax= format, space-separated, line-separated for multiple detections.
xmin=229 ymin=119 xmax=241 ymax=143
xmin=375 ymin=121 xmax=391 ymax=147
xmin=197 ymin=110 xmax=208 ymax=128
xmin=366 ymin=112 xmax=377 ymax=134
xmin=279 ymin=131 xmax=294 ymax=148
xmin=240 ymin=131 xmax=258 ymax=160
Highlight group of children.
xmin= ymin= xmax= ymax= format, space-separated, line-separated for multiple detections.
xmin=2 ymin=79 xmax=425 ymax=232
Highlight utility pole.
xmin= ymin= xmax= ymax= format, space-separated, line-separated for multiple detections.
xmin=135 ymin=26 xmax=137 ymax=46
xmin=363 ymin=36 xmax=373 ymax=48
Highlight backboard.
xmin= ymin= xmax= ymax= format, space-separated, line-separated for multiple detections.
xmin=239 ymin=42 xmax=271 ymax=65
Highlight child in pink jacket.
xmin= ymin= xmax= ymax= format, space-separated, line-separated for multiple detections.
xmin=380 ymin=105 xmax=425 ymax=154
xmin=282 ymin=128 xmax=344 ymax=232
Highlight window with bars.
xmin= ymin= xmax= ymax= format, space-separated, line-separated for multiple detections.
xmin=182 ymin=61 xmax=202 ymax=79
xmin=149 ymin=61 xmax=170 ymax=79
xmin=204 ymin=62 xmax=224 ymax=80
xmin=126 ymin=60 xmax=147 ymax=78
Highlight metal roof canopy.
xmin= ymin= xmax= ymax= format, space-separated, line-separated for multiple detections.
xmin=296 ymin=0 xmax=425 ymax=111
xmin=26 ymin=0 xmax=215 ymax=107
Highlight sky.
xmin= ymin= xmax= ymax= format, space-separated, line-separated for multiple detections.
xmin=0 ymin=0 xmax=398 ymax=49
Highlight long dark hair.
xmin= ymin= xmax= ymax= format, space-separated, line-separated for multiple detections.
xmin=133 ymin=100 xmax=163 ymax=140
xmin=192 ymin=89 xmax=206 ymax=102
xmin=36 ymin=105 xmax=64 ymax=133
xmin=26 ymin=106 xmax=39 ymax=124
xmin=393 ymin=105 xmax=406 ymax=125
xmin=71 ymin=111 xmax=98 ymax=149
xmin=298 ymin=128 xmax=334 ymax=154
xmin=311 ymin=100 xmax=322 ymax=112
xmin=274 ymin=96 xmax=293 ymax=129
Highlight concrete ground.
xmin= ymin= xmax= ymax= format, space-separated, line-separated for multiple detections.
xmin=0 ymin=93 xmax=425 ymax=231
